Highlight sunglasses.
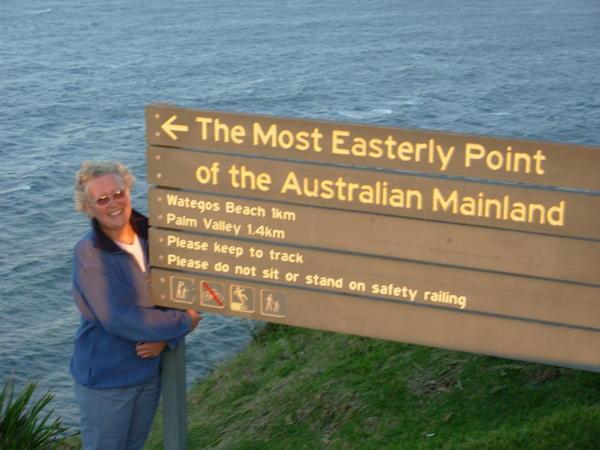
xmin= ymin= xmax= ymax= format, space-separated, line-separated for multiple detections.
xmin=92 ymin=190 xmax=126 ymax=206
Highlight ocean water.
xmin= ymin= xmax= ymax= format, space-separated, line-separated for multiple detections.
xmin=0 ymin=0 xmax=598 ymax=431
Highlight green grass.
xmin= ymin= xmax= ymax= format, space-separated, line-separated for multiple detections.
xmin=147 ymin=323 xmax=600 ymax=449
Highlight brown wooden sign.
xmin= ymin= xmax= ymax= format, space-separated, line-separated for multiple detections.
xmin=149 ymin=228 xmax=600 ymax=330
xmin=147 ymin=146 xmax=600 ymax=240
xmin=148 ymin=188 xmax=600 ymax=286
xmin=151 ymin=268 xmax=600 ymax=372
xmin=146 ymin=104 xmax=600 ymax=192
xmin=145 ymin=104 xmax=600 ymax=372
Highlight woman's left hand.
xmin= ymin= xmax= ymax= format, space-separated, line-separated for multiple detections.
xmin=136 ymin=341 xmax=167 ymax=358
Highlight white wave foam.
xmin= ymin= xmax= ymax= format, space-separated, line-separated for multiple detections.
xmin=0 ymin=184 xmax=32 ymax=195
xmin=28 ymin=9 xmax=52 ymax=15
xmin=338 ymin=108 xmax=394 ymax=120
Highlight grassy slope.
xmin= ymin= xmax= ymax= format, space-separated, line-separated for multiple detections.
xmin=147 ymin=324 xmax=600 ymax=449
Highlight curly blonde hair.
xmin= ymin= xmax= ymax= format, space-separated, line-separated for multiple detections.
xmin=74 ymin=161 xmax=136 ymax=213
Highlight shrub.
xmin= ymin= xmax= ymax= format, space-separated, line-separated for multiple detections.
xmin=0 ymin=379 xmax=66 ymax=449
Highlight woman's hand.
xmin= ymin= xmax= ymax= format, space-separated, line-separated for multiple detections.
xmin=186 ymin=309 xmax=202 ymax=330
xmin=136 ymin=341 xmax=167 ymax=358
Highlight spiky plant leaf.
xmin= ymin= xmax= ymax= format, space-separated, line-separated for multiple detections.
xmin=0 ymin=379 xmax=67 ymax=449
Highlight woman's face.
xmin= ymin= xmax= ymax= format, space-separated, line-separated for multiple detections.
xmin=84 ymin=173 xmax=132 ymax=235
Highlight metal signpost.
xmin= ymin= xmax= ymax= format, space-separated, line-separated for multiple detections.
xmin=145 ymin=104 xmax=600 ymax=448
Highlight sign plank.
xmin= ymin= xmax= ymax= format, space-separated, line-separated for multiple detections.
xmin=146 ymin=104 xmax=600 ymax=192
xmin=149 ymin=228 xmax=600 ymax=330
xmin=151 ymin=268 xmax=600 ymax=372
xmin=147 ymin=146 xmax=600 ymax=239
xmin=146 ymin=104 xmax=600 ymax=372
xmin=148 ymin=188 xmax=600 ymax=286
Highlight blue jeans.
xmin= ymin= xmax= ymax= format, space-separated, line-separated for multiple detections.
xmin=74 ymin=376 xmax=161 ymax=450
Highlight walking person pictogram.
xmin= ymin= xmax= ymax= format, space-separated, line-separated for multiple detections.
xmin=260 ymin=290 xmax=286 ymax=318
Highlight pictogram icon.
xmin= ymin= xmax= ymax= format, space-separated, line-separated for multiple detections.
xmin=260 ymin=289 xmax=286 ymax=318
xmin=200 ymin=280 xmax=225 ymax=309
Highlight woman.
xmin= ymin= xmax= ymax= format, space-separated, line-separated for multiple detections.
xmin=71 ymin=161 xmax=200 ymax=449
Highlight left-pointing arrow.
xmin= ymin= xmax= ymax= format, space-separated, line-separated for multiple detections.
xmin=161 ymin=115 xmax=189 ymax=140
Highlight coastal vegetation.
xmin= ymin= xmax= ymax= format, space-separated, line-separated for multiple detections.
xmin=0 ymin=379 xmax=66 ymax=450
xmin=146 ymin=323 xmax=600 ymax=449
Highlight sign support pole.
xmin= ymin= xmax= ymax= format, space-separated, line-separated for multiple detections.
xmin=161 ymin=341 xmax=187 ymax=450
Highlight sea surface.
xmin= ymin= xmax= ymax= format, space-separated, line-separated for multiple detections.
xmin=0 ymin=0 xmax=598 ymax=431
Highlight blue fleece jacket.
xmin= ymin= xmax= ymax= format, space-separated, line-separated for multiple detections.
xmin=70 ymin=211 xmax=192 ymax=388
